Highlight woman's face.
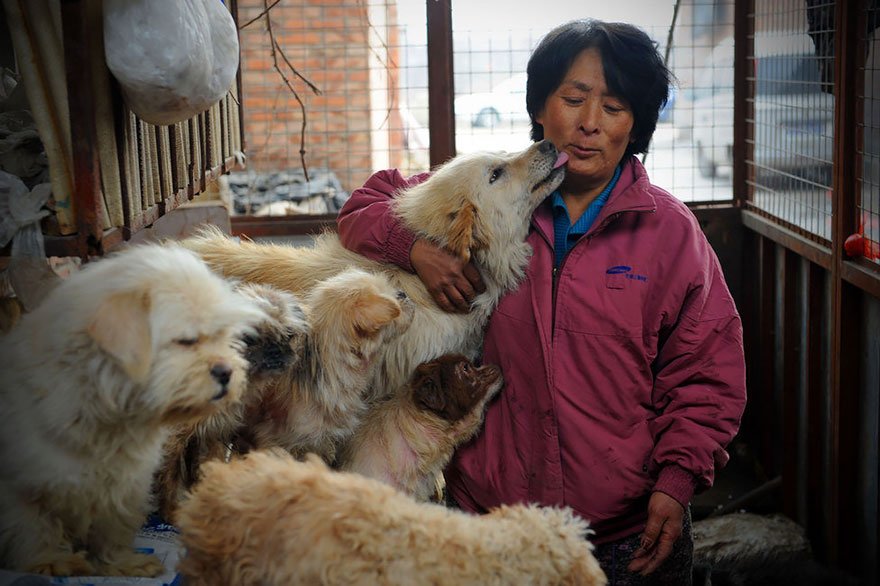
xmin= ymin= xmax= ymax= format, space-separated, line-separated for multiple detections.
xmin=536 ymin=47 xmax=635 ymax=194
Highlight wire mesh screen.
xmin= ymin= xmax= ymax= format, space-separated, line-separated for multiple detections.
xmin=233 ymin=0 xmax=746 ymax=216
xmin=745 ymin=1 xmax=835 ymax=242
xmin=451 ymin=0 xmax=737 ymax=203
xmin=860 ymin=2 xmax=880 ymax=264
xmin=232 ymin=0 xmax=429 ymax=217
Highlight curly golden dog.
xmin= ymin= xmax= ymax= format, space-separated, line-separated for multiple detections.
xmin=0 ymin=244 xmax=266 ymax=577
xmin=182 ymin=140 xmax=567 ymax=398
xmin=338 ymin=353 xmax=503 ymax=501
xmin=176 ymin=450 xmax=606 ymax=586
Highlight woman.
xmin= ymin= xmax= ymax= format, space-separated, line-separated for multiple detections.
xmin=337 ymin=19 xmax=746 ymax=585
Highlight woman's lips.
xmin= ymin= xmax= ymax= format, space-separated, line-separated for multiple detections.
xmin=569 ymin=145 xmax=600 ymax=157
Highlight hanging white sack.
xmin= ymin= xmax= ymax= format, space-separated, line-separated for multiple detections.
xmin=103 ymin=0 xmax=240 ymax=126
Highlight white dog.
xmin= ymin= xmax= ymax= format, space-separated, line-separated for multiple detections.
xmin=0 ymin=244 xmax=266 ymax=577
xmin=183 ymin=140 xmax=567 ymax=397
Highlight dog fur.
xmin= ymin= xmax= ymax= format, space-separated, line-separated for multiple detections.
xmin=691 ymin=512 xmax=860 ymax=586
xmin=338 ymin=353 xmax=503 ymax=501
xmin=181 ymin=140 xmax=567 ymax=398
xmin=176 ymin=450 xmax=606 ymax=586
xmin=242 ymin=267 xmax=414 ymax=463
xmin=154 ymin=282 xmax=309 ymax=523
xmin=0 ymin=244 xmax=266 ymax=577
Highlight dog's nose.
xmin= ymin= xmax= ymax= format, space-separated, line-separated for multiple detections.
xmin=211 ymin=363 xmax=232 ymax=386
xmin=538 ymin=140 xmax=555 ymax=154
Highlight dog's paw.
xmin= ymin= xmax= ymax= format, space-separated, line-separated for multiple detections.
xmin=27 ymin=551 xmax=95 ymax=576
xmin=93 ymin=551 xmax=165 ymax=577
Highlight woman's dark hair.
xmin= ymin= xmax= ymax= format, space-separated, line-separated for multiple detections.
xmin=526 ymin=19 xmax=673 ymax=158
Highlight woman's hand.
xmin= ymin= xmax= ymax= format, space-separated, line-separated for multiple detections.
xmin=410 ymin=238 xmax=485 ymax=313
xmin=626 ymin=491 xmax=685 ymax=576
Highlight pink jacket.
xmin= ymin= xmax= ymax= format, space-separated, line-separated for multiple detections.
xmin=337 ymin=156 xmax=746 ymax=544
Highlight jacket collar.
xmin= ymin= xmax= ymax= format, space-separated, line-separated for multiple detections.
xmin=532 ymin=155 xmax=657 ymax=240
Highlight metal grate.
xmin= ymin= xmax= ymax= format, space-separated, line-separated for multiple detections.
xmin=233 ymin=0 xmax=428 ymax=217
xmin=235 ymin=0 xmax=742 ymax=214
xmin=451 ymin=0 xmax=737 ymax=203
xmin=745 ymin=0 xmax=835 ymax=243
xmin=859 ymin=1 xmax=880 ymax=263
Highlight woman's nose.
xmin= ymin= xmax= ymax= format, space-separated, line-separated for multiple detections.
xmin=578 ymin=102 xmax=600 ymax=134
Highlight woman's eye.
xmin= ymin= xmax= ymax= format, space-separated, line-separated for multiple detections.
xmin=489 ymin=168 xmax=504 ymax=184
xmin=562 ymin=97 xmax=583 ymax=106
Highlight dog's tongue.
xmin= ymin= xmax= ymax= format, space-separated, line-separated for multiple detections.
xmin=553 ymin=152 xmax=569 ymax=169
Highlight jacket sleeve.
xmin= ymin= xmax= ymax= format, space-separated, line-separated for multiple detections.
xmin=648 ymin=234 xmax=747 ymax=509
xmin=336 ymin=168 xmax=431 ymax=271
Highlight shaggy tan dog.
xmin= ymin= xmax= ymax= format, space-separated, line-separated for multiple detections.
xmin=182 ymin=140 xmax=567 ymax=397
xmin=0 ymin=244 xmax=266 ymax=577
xmin=154 ymin=282 xmax=309 ymax=523
xmin=176 ymin=450 xmax=606 ymax=586
xmin=338 ymin=353 xmax=503 ymax=501
xmin=242 ymin=267 xmax=414 ymax=462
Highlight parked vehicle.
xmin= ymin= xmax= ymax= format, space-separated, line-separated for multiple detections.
xmin=454 ymin=73 xmax=529 ymax=128
xmin=657 ymin=84 xmax=676 ymax=124
xmin=690 ymin=34 xmax=833 ymax=179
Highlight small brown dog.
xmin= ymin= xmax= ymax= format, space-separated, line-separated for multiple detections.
xmin=154 ymin=282 xmax=309 ymax=523
xmin=176 ymin=450 xmax=606 ymax=586
xmin=338 ymin=353 xmax=502 ymax=501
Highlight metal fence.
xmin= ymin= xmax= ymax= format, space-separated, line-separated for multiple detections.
xmin=233 ymin=0 xmax=740 ymax=217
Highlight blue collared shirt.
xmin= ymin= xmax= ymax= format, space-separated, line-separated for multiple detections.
xmin=551 ymin=165 xmax=622 ymax=268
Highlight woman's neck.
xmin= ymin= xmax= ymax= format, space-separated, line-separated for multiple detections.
xmin=560 ymin=174 xmax=613 ymax=223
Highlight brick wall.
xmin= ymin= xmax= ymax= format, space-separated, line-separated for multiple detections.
xmin=237 ymin=0 xmax=406 ymax=194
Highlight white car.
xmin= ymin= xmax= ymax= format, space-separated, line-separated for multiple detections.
xmin=691 ymin=34 xmax=834 ymax=180
xmin=455 ymin=73 xmax=529 ymax=128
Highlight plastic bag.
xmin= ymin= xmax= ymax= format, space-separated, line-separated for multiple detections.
xmin=0 ymin=170 xmax=59 ymax=311
xmin=103 ymin=0 xmax=240 ymax=126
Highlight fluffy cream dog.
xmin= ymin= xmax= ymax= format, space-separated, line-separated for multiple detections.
xmin=0 ymin=244 xmax=266 ymax=577
xmin=182 ymin=140 xmax=567 ymax=397
xmin=154 ymin=282 xmax=309 ymax=523
xmin=243 ymin=267 xmax=414 ymax=462
xmin=338 ymin=353 xmax=503 ymax=501
xmin=176 ymin=450 xmax=606 ymax=586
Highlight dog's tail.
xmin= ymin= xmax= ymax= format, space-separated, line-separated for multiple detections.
xmin=180 ymin=226 xmax=317 ymax=293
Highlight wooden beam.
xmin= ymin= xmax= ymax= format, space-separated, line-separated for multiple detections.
xmin=231 ymin=213 xmax=337 ymax=238
xmin=742 ymin=210 xmax=833 ymax=270
xmin=732 ymin=0 xmax=754 ymax=206
xmin=829 ymin=0 xmax=861 ymax=568
xmin=426 ymin=0 xmax=455 ymax=167
xmin=61 ymin=0 xmax=104 ymax=257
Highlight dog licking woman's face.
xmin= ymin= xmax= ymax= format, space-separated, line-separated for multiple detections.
xmin=411 ymin=354 xmax=502 ymax=422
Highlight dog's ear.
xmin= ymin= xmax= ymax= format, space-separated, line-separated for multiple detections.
xmin=447 ymin=203 xmax=490 ymax=262
xmin=413 ymin=369 xmax=446 ymax=415
xmin=88 ymin=290 xmax=152 ymax=382
xmin=352 ymin=293 xmax=401 ymax=339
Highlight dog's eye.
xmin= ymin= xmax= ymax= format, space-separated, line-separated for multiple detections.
xmin=489 ymin=167 xmax=504 ymax=184
xmin=175 ymin=337 xmax=200 ymax=347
